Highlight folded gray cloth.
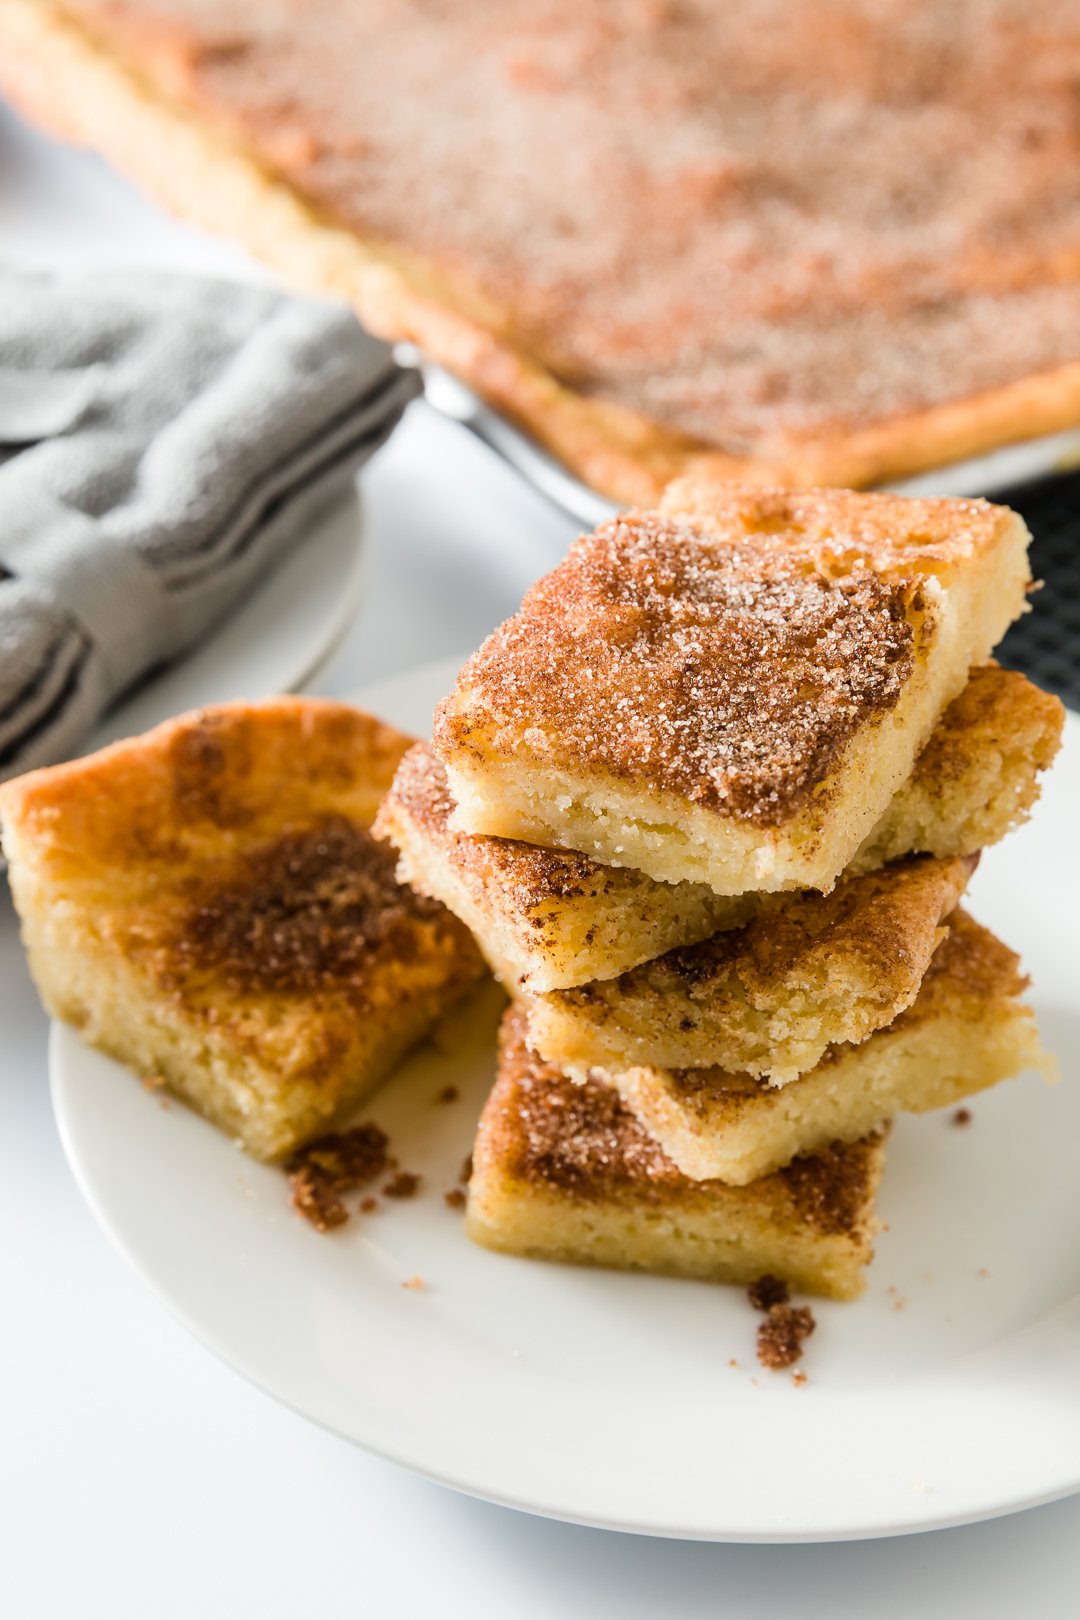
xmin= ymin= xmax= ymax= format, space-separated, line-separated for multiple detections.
xmin=0 ymin=265 xmax=420 ymax=781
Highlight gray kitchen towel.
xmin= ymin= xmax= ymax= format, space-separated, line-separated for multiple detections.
xmin=0 ymin=265 xmax=420 ymax=782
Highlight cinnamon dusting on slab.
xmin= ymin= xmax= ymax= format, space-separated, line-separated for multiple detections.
xmin=166 ymin=814 xmax=470 ymax=997
xmin=438 ymin=512 xmax=923 ymax=825
xmin=82 ymin=0 xmax=1080 ymax=450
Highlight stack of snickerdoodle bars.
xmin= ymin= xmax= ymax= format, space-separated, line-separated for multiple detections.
xmin=378 ymin=482 xmax=1063 ymax=1301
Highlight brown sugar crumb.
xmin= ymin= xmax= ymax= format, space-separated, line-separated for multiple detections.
xmin=359 ymin=1196 xmax=378 ymax=1214
xmin=434 ymin=1085 xmax=460 ymax=1105
xmin=792 ymin=1370 xmax=808 ymax=1389
xmin=383 ymin=1170 xmax=421 ymax=1199
xmin=951 ymin=1107 xmax=973 ymax=1127
xmin=289 ymin=1165 xmax=349 ymax=1233
xmin=286 ymin=1123 xmax=390 ymax=1232
xmin=756 ymin=1303 xmax=817 ymax=1371
xmin=444 ymin=1187 xmax=467 ymax=1210
xmin=747 ymin=1274 xmax=790 ymax=1312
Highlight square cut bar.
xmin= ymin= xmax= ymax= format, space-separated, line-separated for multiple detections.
xmin=526 ymin=854 xmax=975 ymax=1086
xmin=467 ymin=1007 xmax=886 ymax=1301
xmin=378 ymin=666 xmax=1062 ymax=990
xmin=597 ymin=912 xmax=1055 ymax=1184
xmin=434 ymin=485 xmax=1031 ymax=896
xmin=0 ymin=700 xmax=486 ymax=1161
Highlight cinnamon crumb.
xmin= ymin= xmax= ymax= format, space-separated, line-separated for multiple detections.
xmin=951 ymin=1107 xmax=973 ymax=1127
xmin=756 ymin=1303 xmax=816 ymax=1370
xmin=434 ymin=1085 xmax=459 ymax=1105
xmin=444 ymin=1188 xmax=467 ymax=1210
xmin=286 ymin=1123 xmax=390 ymax=1231
xmin=359 ymin=1196 xmax=378 ymax=1213
xmin=383 ymin=1170 xmax=421 ymax=1199
xmin=792 ymin=1370 xmax=808 ymax=1388
xmin=747 ymin=1274 xmax=790 ymax=1312
xmin=290 ymin=1165 xmax=348 ymax=1232
xmin=728 ymin=1358 xmax=739 ymax=1369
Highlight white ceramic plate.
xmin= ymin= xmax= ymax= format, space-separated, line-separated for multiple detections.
xmin=88 ymin=488 xmax=365 ymax=750
xmin=50 ymin=658 xmax=1080 ymax=1542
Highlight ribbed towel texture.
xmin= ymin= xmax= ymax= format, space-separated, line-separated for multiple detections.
xmin=0 ymin=265 xmax=419 ymax=781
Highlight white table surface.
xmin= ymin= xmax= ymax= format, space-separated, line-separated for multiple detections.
xmin=3 ymin=100 xmax=1079 ymax=1620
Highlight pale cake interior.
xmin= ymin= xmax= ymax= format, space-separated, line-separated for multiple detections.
xmin=435 ymin=489 xmax=1031 ymax=896
xmin=526 ymin=854 xmax=975 ymax=1086
xmin=467 ymin=1007 xmax=886 ymax=1301
xmin=600 ymin=912 xmax=1055 ymax=1184
xmin=0 ymin=700 xmax=487 ymax=1161
xmin=379 ymin=668 xmax=1062 ymax=991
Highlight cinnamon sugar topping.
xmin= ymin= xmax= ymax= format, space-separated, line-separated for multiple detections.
xmin=440 ymin=515 xmax=921 ymax=824
xmin=166 ymin=814 xmax=462 ymax=996
xmin=383 ymin=1170 xmax=421 ymax=1199
xmin=747 ymin=1274 xmax=790 ymax=1312
xmin=287 ymin=1123 xmax=390 ymax=1232
xmin=80 ymin=0 xmax=1080 ymax=453
xmin=491 ymin=1007 xmax=881 ymax=1234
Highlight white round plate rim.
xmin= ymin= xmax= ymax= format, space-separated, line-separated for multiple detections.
xmin=50 ymin=658 xmax=1080 ymax=1543
xmin=87 ymin=487 xmax=365 ymax=750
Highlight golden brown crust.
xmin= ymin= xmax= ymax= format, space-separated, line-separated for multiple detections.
xmin=562 ymin=854 xmax=974 ymax=1016
xmin=0 ymin=696 xmax=413 ymax=883
xmin=894 ymin=662 xmax=1065 ymax=796
xmin=7 ymin=0 xmax=1080 ymax=501
xmin=594 ymin=908 xmax=1054 ymax=1184
xmin=435 ymin=493 xmax=1019 ymax=828
xmin=484 ymin=1005 xmax=884 ymax=1239
xmin=376 ymin=669 xmax=1062 ymax=990
xmin=659 ymin=911 xmax=1033 ymax=1116
xmin=157 ymin=813 xmax=464 ymax=1002
xmin=527 ymin=852 xmax=976 ymax=1082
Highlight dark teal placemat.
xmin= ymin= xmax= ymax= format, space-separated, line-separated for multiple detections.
xmin=998 ymin=473 xmax=1080 ymax=710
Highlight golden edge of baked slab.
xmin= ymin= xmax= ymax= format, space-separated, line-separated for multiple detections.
xmin=7 ymin=0 xmax=1080 ymax=505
